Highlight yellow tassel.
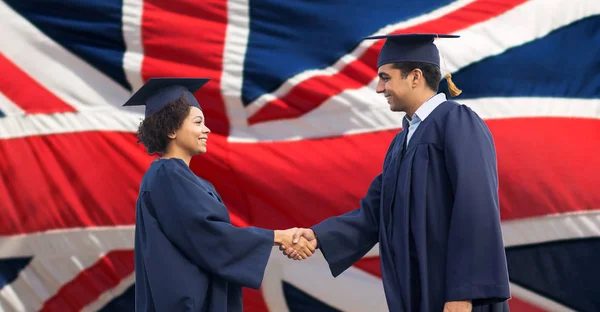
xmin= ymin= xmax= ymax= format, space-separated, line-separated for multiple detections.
xmin=445 ymin=73 xmax=462 ymax=97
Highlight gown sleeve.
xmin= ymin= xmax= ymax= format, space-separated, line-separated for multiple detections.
xmin=310 ymin=134 xmax=402 ymax=277
xmin=311 ymin=173 xmax=382 ymax=277
xmin=443 ymin=105 xmax=511 ymax=305
xmin=148 ymin=162 xmax=274 ymax=290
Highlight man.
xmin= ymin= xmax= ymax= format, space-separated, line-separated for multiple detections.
xmin=288 ymin=34 xmax=511 ymax=311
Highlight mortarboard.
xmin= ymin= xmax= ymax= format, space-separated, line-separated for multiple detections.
xmin=363 ymin=33 xmax=463 ymax=96
xmin=122 ymin=78 xmax=210 ymax=117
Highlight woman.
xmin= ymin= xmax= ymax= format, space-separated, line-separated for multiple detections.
xmin=123 ymin=78 xmax=315 ymax=312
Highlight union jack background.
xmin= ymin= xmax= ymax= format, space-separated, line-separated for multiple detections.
xmin=1 ymin=0 xmax=599 ymax=311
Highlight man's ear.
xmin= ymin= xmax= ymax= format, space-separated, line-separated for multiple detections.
xmin=412 ymin=68 xmax=423 ymax=88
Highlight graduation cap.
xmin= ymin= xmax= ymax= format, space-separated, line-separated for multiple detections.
xmin=123 ymin=78 xmax=210 ymax=117
xmin=363 ymin=33 xmax=463 ymax=97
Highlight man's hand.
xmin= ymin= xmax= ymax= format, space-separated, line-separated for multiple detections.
xmin=279 ymin=228 xmax=318 ymax=260
xmin=443 ymin=301 xmax=472 ymax=312
xmin=293 ymin=228 xmax=317 ymax=248
xmin=274 ymin=228 xmax=315 ymax=260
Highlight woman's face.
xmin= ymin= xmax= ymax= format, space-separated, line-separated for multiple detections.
xmin=171 ymin=106 xmax=211 ymax=155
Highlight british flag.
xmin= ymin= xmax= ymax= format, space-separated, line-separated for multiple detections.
xmin=1 ymin=0 xmax=599 ymax=311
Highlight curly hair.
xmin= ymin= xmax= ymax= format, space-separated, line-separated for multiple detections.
xmin=137 ymin=95 xmax=191 ymax=155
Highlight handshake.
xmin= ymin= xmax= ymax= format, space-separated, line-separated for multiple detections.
xmin=273 ymin=228 xmax=317 ymax=260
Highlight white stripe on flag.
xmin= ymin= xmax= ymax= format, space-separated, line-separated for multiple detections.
xmin=0 ymin=108 xmax=140 ymax=140
xmin=0 ymin=0 xmax=130 ymax=111
xmin=243 ymin=0 xmax=600 ymax=116
xmin=0 ymin=227 xmax=135 ymax=311
xmin=243 ymin=0 xmax=478 ymax=116
xmin=262 ymin=248 xmax=388 ymax=312
xmin=501 ymin=210 xmax=600 ymax=248
xmin=0 ymin=254 xmax=109 ymax=311
xmin=221 ymin=0 xmax=252 ymax=129
xmin=298 ymin=210 xmax=600 ymax=261
xmin=509 ymin=282 xmax=577 ymax=312
xmin=437 ymin=0 xmax=600 ymax=74
xmin=0 ymin=226 xmax=135 ymax=258
xmin=0 ymin=92 xmax=25 ymax=117
xmin=122 ymin=0 xmax=145 ymax=92
xmin=0 ymin=94 xmax=598 ymax=142
xmin=229 ymin=91 xmax=600 ymax=142
xmin=0 ymin=94 xmax=600 ymax=143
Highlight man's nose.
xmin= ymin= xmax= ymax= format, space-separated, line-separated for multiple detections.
xmin=375 ymin=79 xmax=385 ymax=93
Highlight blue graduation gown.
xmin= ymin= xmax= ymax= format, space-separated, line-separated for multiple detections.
xmin=312 ymin=101 xmax=510 ymax=311
xmin=134 ymin=158 xmax=274 ymax=312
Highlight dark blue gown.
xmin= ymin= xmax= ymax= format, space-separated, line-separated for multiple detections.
xmin=134 ymin=158 xmax=274 ymax=311
xmin=312 ymin=101 xmax=511 ymax=311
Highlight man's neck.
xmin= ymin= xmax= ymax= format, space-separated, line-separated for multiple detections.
xmin=405 ymin=90 xmax=437 ymax=119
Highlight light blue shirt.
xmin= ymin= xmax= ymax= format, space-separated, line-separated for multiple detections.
xmin=404 ymin=93 xmax=447 ymax=145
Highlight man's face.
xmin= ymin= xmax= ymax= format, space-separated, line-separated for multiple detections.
xmin=375 ymin=63 xmax=413 ymax=112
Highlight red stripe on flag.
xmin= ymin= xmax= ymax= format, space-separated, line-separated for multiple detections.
xmin=247 ymin=0 xmax=528 ymax=125
xmin=508 ymin=297 xmax=548 ymax=312
xmin=2 ymin=116 xmax=596 ymax=235
xmin=0 ymin=54 xmax=76 ymax=114
xmin=141 ymin=0 xmax=230 ymax=136
xmin=140 ymin=0 xmax=252 ymax=226
xmin=0 ymin=131 xmax=252 ymax=235
xmin=243 ymin=288 xmax=270 ymax=312
xmin=196 ymin=119 xmax=600 ymax=234
xmin=489 ymin=118 xmax=600 ymax=221
xmin=0 ymin=132 xmax=150 ymax=235
xmin=39 ymin=250 xmax=134 ymax=312
xmin=206 ymin=130 xmax=397 ymax=230
xmin=354 ymin=258 xmax=382 ymax=278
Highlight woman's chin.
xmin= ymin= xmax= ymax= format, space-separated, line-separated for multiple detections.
xmin=196 ymin=146 xmax=207 ymax=155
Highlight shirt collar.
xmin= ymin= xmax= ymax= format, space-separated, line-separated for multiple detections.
xmin=404 ymin=93 xmax=447 ymax=124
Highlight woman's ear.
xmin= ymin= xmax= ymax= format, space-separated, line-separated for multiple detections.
xmin=167 ymin=131 xmax=177 ymax=139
